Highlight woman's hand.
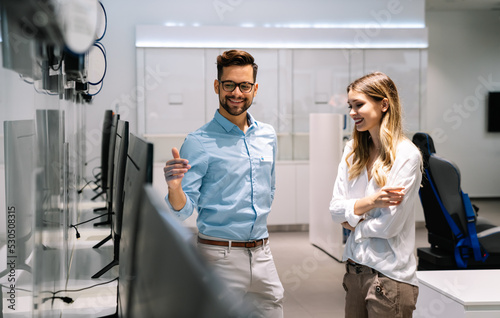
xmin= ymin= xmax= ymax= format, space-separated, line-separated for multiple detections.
xmin=372 ymin=187 xmax=406 ymax=208
xmin=354 ymin=187 xmax=405 ymax=215
xmin=342 ymin=218 xmax=365 ymax=231
xmin=342 ymin=221 xmax=356 ymax=232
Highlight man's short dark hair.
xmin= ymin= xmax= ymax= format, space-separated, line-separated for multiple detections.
xmin=216 ymin=50 xmax=258 ymax=82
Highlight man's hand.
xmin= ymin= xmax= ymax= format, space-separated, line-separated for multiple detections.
xmin=164 ymin=147 xmax=190 ymax=188
xmin=163 ymin=147 xmax=190 ymax=210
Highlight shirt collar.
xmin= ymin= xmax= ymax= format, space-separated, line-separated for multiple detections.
xmin=214 ymin=110 xmax=258 ymax=133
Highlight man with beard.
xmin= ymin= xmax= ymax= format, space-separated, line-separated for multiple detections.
xmin=163 ymin=50 xmax=284 ymax=318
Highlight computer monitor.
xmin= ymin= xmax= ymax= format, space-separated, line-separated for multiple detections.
xmin=94 ymin=110 xmax=114 ymax=199
xmin=112 ymin=120 xmax=129 ymax=240
xmin=91 ymin=119 xmax=129 ymax=278
xmin=126 ymin=185 xmax=257 ymax=318
xmin=488 ymin=92 xmax=500 ymax=132
xmin=94 ymin=113 xmax=119 ymax=225
xmin=117 ymin=134 xmax=153 ymax=317
xmin=105 ymin=114 xmax=120 ymax=211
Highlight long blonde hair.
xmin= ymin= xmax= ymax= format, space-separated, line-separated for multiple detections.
xmin=346 ymin=72 xmax=406 ymax=187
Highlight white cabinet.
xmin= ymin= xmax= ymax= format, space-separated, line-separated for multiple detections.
xmin=143 ymin=48 xmax=206 ymax=135
xmin=291 ymin=50 xmax=351 ymax=160
xmin=138 ymin=47 xmax=426 ymax=151
xmin=141 ymin=47 xmax=426 ymax=226
xmin=292 ymin=50 xmax=351 ymax=133
xmin=268 ymin=161 xmax=309 ymax=226
xmin=363 ymin=49 xmax=425 ymax=132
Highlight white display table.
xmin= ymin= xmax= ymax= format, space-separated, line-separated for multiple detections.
xmin=415 ymin=270 xmax=500 ymax=318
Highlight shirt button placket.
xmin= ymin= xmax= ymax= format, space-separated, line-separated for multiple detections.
xmin=244 ymin=137 xmax=255 ymax=205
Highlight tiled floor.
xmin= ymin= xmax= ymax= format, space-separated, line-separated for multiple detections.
xmin=270 ymin=198 xmax=500 ymax=318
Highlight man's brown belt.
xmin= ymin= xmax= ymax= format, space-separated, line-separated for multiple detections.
xmin=197 ymin=237 xmax=268 ymax=248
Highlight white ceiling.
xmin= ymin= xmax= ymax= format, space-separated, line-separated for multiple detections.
xmin=426 ymin=0 xmax=500 ymax=11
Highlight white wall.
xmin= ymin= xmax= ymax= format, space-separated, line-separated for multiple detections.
xmin=425 ymin=11 xmax=500 ymax=197
xmin=88 ymin=0 xmax=425 ymax=165
xmin=5 ymin=2 xmax=500 ymax=213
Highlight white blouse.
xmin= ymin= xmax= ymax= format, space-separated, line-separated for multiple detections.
xmin=330 ymin=139 xmax=422 ymax=286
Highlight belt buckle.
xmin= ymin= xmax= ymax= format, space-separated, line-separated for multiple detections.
xmin=245 ymin=240 xmax=258 ymax=248
xmin=348 ymin=262 xmax=363 ymax=274
xmin=355 ymin=265 xmax=363 ymax=274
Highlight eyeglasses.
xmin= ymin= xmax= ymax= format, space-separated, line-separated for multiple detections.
xmin=219 ymin=80 xmax=255 ymax=93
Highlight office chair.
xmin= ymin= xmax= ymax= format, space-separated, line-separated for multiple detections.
xmin=413 ymin=132 xmax=500 ymax=270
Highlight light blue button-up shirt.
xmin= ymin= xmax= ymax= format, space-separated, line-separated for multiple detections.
xmin=166 ymin=110 xmax=277 ymax=241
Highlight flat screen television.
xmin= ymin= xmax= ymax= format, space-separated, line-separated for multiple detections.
xmin=92 ymin=119 xmax=129 ymax=278
xmin=488 ymin=92 xmax=500 ymax=132
xmin=125 ymin=185 xmax=257 ymax=318
xmin=116 ymin=133 xmax=153 ymax=317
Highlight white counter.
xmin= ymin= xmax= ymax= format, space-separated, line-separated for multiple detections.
xmin=415 ymin=270 xmax=500 ymax=318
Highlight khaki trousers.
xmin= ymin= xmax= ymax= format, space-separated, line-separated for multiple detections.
xmin=197 ymin=239 xmax=284 ymax=318
xmin=343 ymin=262 xmax=418 ymax=318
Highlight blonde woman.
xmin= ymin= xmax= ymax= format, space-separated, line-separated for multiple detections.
xmin=330 ymin=72 xmax=422 ymax=318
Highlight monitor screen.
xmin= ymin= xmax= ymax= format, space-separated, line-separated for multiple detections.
xmin=99 ymin=110 xmax=114 ymax=190
xmin=91 ymin=118 xmax=129 ymax=279
xmin=117 ymin=133 xmax=153 ymax=317
xmin=488 ymin=92 xmax=500 ymax=132
xmin=126 ymin=185 xmax=257 ymax=318
xmin=112 ymin=120 xmax=129 ymax=239
xmin=105 ymin=113 xmax=120 ymax=211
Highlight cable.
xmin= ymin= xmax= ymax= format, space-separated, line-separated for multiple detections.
xmin=88 ymin=2 xmax=108 ymax=94
xmin=93 ymin=165 xmax=102 ymax=175
xmin=69 ymin=225 xmax=81 ymax=239
xmin=95 ymin=1 xmax=108 ymax=42
xmin=92 ymin=166 xmax=103 ymax=181
xmin=1 ymin=277 xmax=117 ymax=295
xmin=88 ymin=43 xmax=107 ymax=86
xmin=86 ymin=80 xmax=104 ymax=96
xmin=78 ymin=179 xmax=99 ymax=194
xmin=94 ymin=39 xmax=107 ymax=56
xmin=40 ymin=277 xmax=118 ymax=305
xmin=70 ymin=213 xmax=110 ymax=227
xmin=83 ymin=167 xmax=103 ymax=192
xmin=42 ymin=296 xmax=74 ymax=304
xmin=18 ymin=74 xmax=34 ymax=84
xmin=69 ymin=213 xmax=112 ymax=239
xmin=46 ymin=277 xmax=118 ymax=296
xmin=87 ymin=2 xmax=108 ymax=97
